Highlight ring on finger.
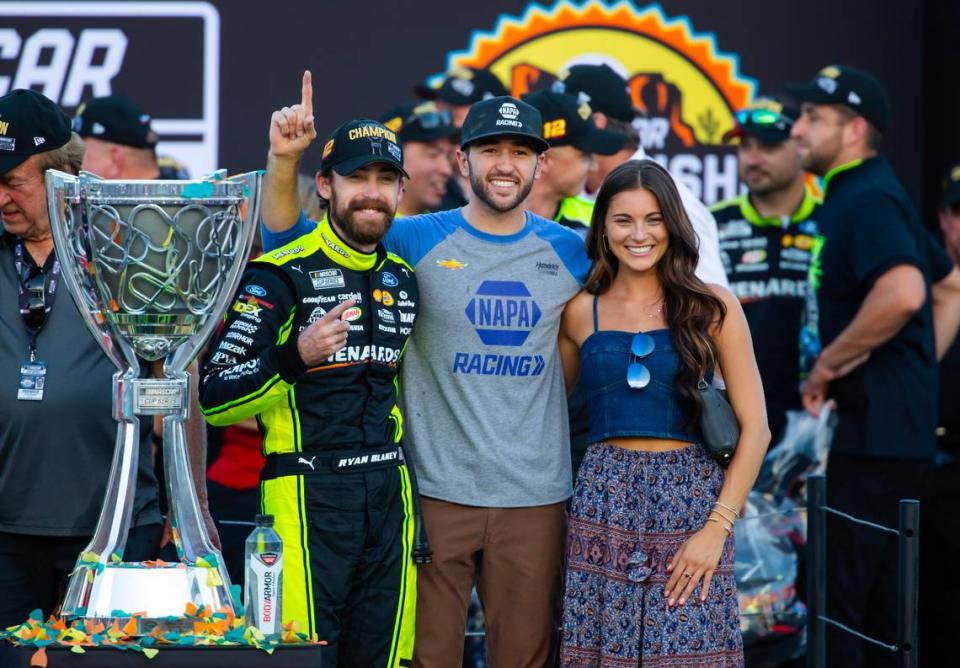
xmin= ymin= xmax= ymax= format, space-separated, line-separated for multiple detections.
xmin=682 ymin=572 xmax=692 ymax=578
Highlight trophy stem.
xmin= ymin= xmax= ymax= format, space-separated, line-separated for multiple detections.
xmin=162 ymin=411 xmax=221 ymax=563
xmin=60 ymin=371 xmax=141 ymax=617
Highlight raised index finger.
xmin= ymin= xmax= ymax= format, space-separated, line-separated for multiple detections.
xmin=301 ymin=70 xmax=313 ymax=117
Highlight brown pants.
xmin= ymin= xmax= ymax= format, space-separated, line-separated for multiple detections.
xmin=413 ymin=498 xmax=567 ymax=668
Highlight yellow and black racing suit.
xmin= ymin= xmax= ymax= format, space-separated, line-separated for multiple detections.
xmin=200 ymin=215 xmax=419 ymax=667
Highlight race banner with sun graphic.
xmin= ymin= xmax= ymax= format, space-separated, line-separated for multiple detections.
xmin=424 ymin=1 xmax=758 ymax=204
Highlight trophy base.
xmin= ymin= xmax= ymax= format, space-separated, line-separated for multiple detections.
xmin=61 ymin=562 xmax=236 ymax=634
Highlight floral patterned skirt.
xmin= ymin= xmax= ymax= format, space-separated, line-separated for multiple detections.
xmin=560 ymin=442 xmax=744 ymax=667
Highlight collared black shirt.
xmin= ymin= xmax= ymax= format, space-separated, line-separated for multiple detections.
xmin=814 ymin=157 xmax=949 ymax=459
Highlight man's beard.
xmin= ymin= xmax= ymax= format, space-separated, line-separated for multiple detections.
xmin=469 ymin=169 xmax=535 ymax=213
xmin=743 ymin=167 xmax=797 ymax=197
xmin=329 ymin=190 xmax=395 ymax=246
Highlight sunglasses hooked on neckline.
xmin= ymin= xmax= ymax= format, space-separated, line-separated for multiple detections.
xmin=627 ymin=332 xmax=655 ymax=389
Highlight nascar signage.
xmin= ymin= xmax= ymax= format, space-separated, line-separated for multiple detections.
xmin=0 ymin=1 xmax=219 ymax=176
xmin=427 ymin=0 xmax=759 ymax=204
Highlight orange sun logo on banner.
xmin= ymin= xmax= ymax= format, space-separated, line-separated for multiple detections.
xmin=432 ymin=1 xmax=759 ymax=202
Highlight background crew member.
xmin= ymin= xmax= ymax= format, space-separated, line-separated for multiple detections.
xmin=380 ymin=101 xmax=458 ymax=216
xmin=788 ymin=65 xmax=958 ymax=666
xmin=0 ymin=89 xmax=214 ymax=626
xmin=922 ymin=162 xmax=960 ymax=660
xmin=712 ymin=96 xmax=820 ymax=442
xmin=73 ymin=95 xmax=187 ymax=180
xmin=201 ymin=73 xmax=419 ymax=667
xmin=520 ymin=90 xmax=625 ymax=233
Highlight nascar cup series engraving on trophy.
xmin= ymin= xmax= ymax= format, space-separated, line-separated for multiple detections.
xmin=45 ymin=169 xmax=262 ymax=632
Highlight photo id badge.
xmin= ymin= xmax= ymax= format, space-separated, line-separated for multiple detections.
xmin=17 ymin=360 xmax=47 ymax=401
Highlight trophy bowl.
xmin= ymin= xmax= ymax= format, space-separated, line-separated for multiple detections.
xmin=45 ymin=169 xmax=262 ymax=632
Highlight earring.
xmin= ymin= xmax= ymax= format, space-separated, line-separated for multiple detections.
xmin=601 ymin=235 xmax=610 ymax=253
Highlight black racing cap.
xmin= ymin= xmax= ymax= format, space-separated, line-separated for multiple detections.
xmin=722 ymin=96 xmax=800 ymax=144
xmin=415 ymin=67 xmax=508 ymax=106
xmin=320 ymin=119 xmax=409 ymax=178
xmin=941 ymin=162 xmax=960 ymax=208
xmin=521 ymin=91 xmax=625 ymax=155
xmin=73 ymin=95 xmax=158 ymax=149
xmin=459 ymin=96 xmax=549 ymax=153
xmin=785 ymin=65 xmax=890 ymax=132
xmin=0 ymin=89 xmax=72 ymax=175
xmin=551 ymin=63 xmax=635 ymax=123
xmin=380 ymin=101 xmax=458 ymax=143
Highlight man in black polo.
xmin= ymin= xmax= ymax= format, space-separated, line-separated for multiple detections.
xmin=788 ymin=65 xmax=954 ymax=666
xmin=712 ymin=96 xmax=819 ymax=442
xmin=0 ymin=89 xmax=215 ymax=626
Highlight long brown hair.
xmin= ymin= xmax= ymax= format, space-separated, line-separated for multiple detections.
xmin=584 ymin=159 xmax=726 ymax=422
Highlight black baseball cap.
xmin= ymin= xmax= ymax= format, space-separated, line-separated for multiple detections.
xmin=941 ymin=162 xmax=960 ymax=208
xmin=551 ymin=64 xmax=635 ymax=123
xmin=415 ymin=67 xmax=508 ymax=106
xmin=0 ymin=89 xmax=72 ymax=175
xmin=320 ymin=119 xmax=409 ymax=178
xmin=73 ymin=95 xmax=158 ymax=149
xmin=723 ymin=96 xmax=800 ymax=144
xmin=521 ymin=91 xmax=625 ymax=155
xmin=785 ymin=65 xmax=890 ymax=132
xmin=380 ymin=101 xmax=458 ymax=143
xmin=459 ymin=96 xmax=549 ymax=153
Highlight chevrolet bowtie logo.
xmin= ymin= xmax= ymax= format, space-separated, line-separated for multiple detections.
xmin=436 ymin=259 xmax=467 ymax=270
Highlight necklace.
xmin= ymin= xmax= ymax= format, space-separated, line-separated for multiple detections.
xmin=643 ymin=298 xmax=664 ymax=319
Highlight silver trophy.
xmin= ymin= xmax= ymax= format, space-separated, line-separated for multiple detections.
xmin=45 ymin=169 xmax=261 ymax=632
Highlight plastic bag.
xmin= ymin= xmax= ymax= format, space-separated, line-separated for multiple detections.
xmin=754 ymin=405 xmax=837 ymax=501
xmin=737 ymin=492 xmax=806 ymax=658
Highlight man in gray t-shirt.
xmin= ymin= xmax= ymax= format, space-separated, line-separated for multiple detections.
xmin=261 ymin=84 xmax=588 ymax=666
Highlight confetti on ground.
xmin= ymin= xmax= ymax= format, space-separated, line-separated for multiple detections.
xmin=1 ymin=605 xmax=319 ymax=659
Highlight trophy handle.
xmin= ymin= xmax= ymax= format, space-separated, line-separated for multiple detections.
xmin=167 ymin=170 xmax=262 ymax=374
xmin=45 ymin=170 xmax=139 ymax=373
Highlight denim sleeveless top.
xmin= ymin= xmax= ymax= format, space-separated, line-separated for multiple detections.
xmin=581 ymin=295 xmax=704 ymax=444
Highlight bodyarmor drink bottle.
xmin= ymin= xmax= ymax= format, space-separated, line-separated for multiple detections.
xmin=244 ymin=513 xmax=283 ymax=633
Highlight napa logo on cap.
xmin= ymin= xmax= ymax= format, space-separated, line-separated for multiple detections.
xmin=499 ymin=102 xmax=519 ymax=119
xmin=464 ymin=280 xmax=541 ymax=346
xmin=427 ymin=0 xmax=757 ymax=204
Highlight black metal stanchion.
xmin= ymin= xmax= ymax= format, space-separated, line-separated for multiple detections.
xmin=896 ymin=499 xmax=920 ymax=668
xmin=807 ymin=474 xmax=827 ymax=668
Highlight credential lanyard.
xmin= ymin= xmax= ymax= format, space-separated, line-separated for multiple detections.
xmin=13 ymin=239 xmax=61 ymax=361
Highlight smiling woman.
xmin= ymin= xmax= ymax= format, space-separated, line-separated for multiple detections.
xmin=556 ymin=159 xmax=770 ymax=667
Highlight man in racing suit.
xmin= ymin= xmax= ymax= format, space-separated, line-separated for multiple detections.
xmin=711 ymin=96 xmax=820 ymax=442
xmin=200 ymin=89 xmax=420 ymax=667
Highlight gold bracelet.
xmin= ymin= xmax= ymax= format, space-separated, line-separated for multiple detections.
xmin=710 ymin=506 xmax=737 ymax=525
xmin=706 ymin=517 xmax=732 ymax=535
xmin=707 ymin=511 xmax=734 ymax=531
xmin=715 ymin=501 xmax=741 ymax=518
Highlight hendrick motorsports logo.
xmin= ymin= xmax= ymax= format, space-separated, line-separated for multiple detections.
xmin=0 ymin=2 xmax=220 ymax=177
xmin=426 ymin=0 xmax=757 ymax=204
xmin=464 ymin=280 xmax=541 ymax=346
